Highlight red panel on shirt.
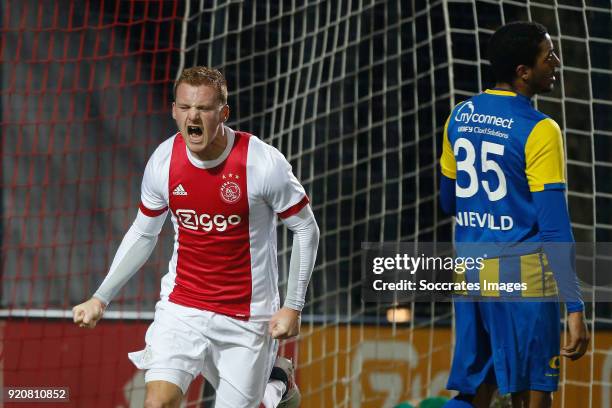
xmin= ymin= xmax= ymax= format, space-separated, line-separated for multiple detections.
xmin=168 ymin=132 xmax=253 ymax=320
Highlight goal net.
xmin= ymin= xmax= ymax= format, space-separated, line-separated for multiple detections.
xmin=2 ymin=1 xmax=611 ymax=407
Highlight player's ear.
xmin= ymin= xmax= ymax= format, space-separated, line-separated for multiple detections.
xmin=221 ymin=104 xmax=230 ymax=122
xmin=516 ymin=64 xmax=530 ymax=82
xmin=171 ymin=101 xmax=176 ymax=120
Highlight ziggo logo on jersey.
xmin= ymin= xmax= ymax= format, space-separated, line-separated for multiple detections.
xmin=175 ymin=209 xmax=241 ymax=232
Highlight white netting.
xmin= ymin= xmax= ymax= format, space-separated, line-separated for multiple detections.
xmin=180 ymin=1 xmax=611 ymax=406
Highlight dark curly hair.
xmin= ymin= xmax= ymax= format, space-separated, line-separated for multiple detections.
xmin=488 ymin=21 xmax=548 ymax=84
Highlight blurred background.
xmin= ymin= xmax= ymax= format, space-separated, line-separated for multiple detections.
xmin=2 ymin=1 xmax=611 ymax=407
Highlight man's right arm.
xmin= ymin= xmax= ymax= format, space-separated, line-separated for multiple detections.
xmin=94 ymin=209 xmax=167 ymax=304
xmin=439 ymin=116 xmax=456 ymax=215
xmin=73 ymin=141 xmax=170 ymax=328
xmin=72 ymin=209 xmax=167 ymax=328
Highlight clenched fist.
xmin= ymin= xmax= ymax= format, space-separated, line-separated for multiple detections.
xmin=269 ymin=307 xmax=301 ymax=339
xmin=72 ymin=297 xmax=106 ymax=329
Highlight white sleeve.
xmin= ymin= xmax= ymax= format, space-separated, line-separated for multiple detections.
xmin=93 ymin=210 xmax=167 ymax=305
xmin=262 ymin=147 xmax=309 ymax=217
xmin=141 ymin=146 xmax=169 ymax=212
xmin=281 ymin=205 xmax=319 ymax=311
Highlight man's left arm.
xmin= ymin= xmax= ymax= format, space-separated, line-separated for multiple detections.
xmin=526 ymin=117 xmax=589 ymax=360
xmin=262 ymin=146 xmax=319 ymax=339
xmin=525 ymin=118 xmax=583 ymax=309
xmin=270 ymin=205 xmax=319 ymax=339
xmin=532 ymin=190 xmax=589 ymax=360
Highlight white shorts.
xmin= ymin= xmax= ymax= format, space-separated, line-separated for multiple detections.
xmin=128 ymin=300 xmax=278 ymax=407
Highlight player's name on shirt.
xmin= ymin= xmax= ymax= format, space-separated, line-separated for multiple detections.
xmin=455 ymin=211 xmax=514 ymax=231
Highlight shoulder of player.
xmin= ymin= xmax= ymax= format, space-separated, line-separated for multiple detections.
xmin=528 ymin=117 xmax=561 ymax=138
xmin=505 ymin=100 xmax=556 ymax=144
xmin=140 ymin=134 xmax=175 ymax=196
xmin=520 ymin=101 xmax=549 ymax=120
xmin=247 ymin=134 xmax=289 ymax=167
xmin=524 ymin=117 xmax=562 ymax=151
xmin=448 ymin=97 xmax=474 ymax=115
xmin=446 ymin=95 xmax=479 ymax=124
xmin=148 ymin=133 xmax=177 ymax=164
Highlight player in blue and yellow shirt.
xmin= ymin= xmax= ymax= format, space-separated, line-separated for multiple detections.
xmin=439 ymin=22 xmax=589 ymax=408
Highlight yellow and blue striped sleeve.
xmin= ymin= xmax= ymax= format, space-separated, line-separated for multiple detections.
xmin=440 ymin=116 xmax=456 ymax=179
xmin=524 ymin=118 xmax=566 ymax=192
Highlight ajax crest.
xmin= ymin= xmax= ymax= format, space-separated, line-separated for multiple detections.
xmin=220 ymin=173 xmax=241 ymax=204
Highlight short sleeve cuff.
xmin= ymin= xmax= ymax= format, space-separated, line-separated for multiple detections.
xmin=566 ymin=300 xmax=584 ymax=313
xmin=529 ymin=182 xmax=566 ymax=192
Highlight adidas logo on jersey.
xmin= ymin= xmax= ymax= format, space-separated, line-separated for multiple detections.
xmin=172 ymin=184 xmax=188 ymax=196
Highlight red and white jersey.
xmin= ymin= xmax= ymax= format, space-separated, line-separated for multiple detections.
xmin=139 ymin=127 xmax=309 ymax=321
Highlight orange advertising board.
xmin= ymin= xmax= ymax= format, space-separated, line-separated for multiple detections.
xmin=296 ymin=325 xmax=612 ymax=408
xmin=2 ymin=320 xmax=610 ymax=407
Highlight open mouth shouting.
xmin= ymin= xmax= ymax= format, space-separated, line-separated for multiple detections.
xmin=187 ymin=125 xmax=203 ymax=136
xmin=186 ymin=125 xmax=204 ymax=144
